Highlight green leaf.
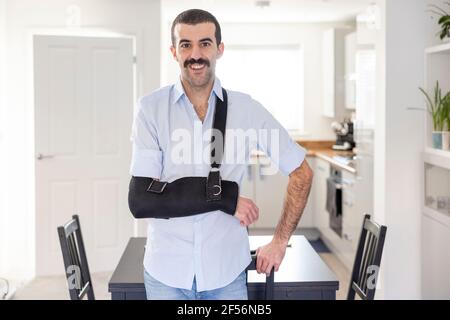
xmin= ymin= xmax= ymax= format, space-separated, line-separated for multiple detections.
xmin=438 ymin=15 xmax=450 ymax=24
xmin=419 ymin=87 xmax=433 ymax=113
xmin=419 ymin=82 xmax=449 ymax=131
xmin=443 ymin=92 xmax=450 ymax=131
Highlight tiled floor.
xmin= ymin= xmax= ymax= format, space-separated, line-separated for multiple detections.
xmin=13 ymin=229 xmax=351 ymax=300
xmin=319 ymin=252 xmax=350 ymax=300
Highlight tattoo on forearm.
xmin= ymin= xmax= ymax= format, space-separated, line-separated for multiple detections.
xmin=274 ymin=161 xmax=313 ymax=244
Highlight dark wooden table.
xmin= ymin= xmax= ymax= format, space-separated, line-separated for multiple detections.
xmin=108 ymin=236 xmax=339 ymax=300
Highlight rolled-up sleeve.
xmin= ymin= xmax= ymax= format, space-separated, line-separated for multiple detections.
xmin=250 ymin=98 xmax=307 ymax=176
xmin=129 ymin=97 xmax=163 ymax=179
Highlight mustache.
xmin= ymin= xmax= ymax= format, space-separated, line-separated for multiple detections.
xmin=184 ymin=58 xmax=210 ymax=68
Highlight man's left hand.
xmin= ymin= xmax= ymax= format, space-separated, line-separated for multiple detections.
xmin=255 ymin=239 xmax=288 ymax=276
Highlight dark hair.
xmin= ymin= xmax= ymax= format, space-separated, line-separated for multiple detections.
xmin=171 ymin=9 xmax=222 ymax=47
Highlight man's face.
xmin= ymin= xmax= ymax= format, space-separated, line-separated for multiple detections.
xmin=170 ymin=22 xmax=224 ymax=89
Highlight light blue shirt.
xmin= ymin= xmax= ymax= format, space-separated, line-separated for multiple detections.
xmin=129 ymin=76 xmax=307 ymax=291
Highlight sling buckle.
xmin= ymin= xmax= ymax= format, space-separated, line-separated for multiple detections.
xmin=206 ymin=169 xmax=222 ymax=201
xmin=146 ymin=180 xmax=168 ymax=194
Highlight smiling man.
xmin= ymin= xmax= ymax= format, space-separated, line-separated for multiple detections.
xmin=129 ymin=9 xmax=313 ymax=300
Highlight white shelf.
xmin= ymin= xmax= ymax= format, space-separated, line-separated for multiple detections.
xmin=424 ymin=147 xmax=450 ymax=158
xmin=425 ymin=42 xmax=450 ymax=55
xmin=423 ymin=147 xmax=450 ymax=170
xmin=423 ymin=206 xmax=450 ymax=228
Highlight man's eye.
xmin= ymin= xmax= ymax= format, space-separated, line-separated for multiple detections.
xmin=180 ymin=43 xmax=190 ymax=48
xmin=201 ymin=42 xmax=211 ymax=47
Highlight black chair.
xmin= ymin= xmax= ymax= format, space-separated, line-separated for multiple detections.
xmin=246 ymin=250 xmax=274 ymax=300
xmin=347 ymin=214 xmax=387 ymax=300
xmin=57 ymin=215 xmax=95 ymax=300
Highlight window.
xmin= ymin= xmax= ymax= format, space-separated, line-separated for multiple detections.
xmin=216 ymin=45 xmax=304 ymax=132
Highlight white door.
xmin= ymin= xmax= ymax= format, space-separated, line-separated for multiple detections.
xmin=34 ymin=35 xmax=135 ymax=275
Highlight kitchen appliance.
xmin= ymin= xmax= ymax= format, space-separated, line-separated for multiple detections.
xmin=326 ymin=167 xmax=343 ymax=237
xmin=331 ymin=119 xmax=355 ymax=151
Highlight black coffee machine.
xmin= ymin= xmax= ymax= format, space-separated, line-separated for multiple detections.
xmin=331 ymin=119 xmax=355 ymax=151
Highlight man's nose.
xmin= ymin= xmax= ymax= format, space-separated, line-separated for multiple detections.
xmin=190 ymin=44 xmax=202 ymax=60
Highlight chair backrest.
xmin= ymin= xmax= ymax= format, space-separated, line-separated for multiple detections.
xmin=347 ymin=214 xmax=387 ymax=300
xmin=57 ymin=215 xmax=95 ymax=300
xmin=246 ymin=250 xmax=274 ymax=300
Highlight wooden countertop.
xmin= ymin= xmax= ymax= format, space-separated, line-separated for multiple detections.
xmin=297 ymin=140 xmax=357 ymax=174
xmin=250 ymin=140 xmax=357 ymax=174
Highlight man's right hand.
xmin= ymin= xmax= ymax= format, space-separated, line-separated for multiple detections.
xmin=234 ymin=196 xmax=259 ymax=226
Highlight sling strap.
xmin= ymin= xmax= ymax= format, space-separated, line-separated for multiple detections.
xmin=206 ymin=88 xmax=228 ymax=201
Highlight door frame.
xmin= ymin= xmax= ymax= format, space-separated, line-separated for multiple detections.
xmin=28 ymin=26 xmax=142 ymax=277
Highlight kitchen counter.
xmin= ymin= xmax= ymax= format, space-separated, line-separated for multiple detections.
xmin=249 ymin=140 xmax=356 ymax=174
xmin=297 ymin=140 xmax=356 ymax=174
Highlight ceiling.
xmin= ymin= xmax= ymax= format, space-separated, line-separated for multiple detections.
xmin=162 ymin=0 xmax=375 ymax=23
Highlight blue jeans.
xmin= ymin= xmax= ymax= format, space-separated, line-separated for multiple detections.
xmin=144 ymin=269 xmax=248 ymax=300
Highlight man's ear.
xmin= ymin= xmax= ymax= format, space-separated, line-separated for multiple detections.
xmin=170 ymin=46 xmax=178 ymax=61
xmin=217 ymin=42 xmax=224 ymax=59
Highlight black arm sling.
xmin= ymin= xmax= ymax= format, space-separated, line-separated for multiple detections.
xmin=128 ymin=88 xmax=239 ymax=219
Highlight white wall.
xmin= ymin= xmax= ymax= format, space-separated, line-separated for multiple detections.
xmin=373 ymin=0 xmax=441 ymax=299
xmin=1 ymin=0 xmax=161 ymax=280
xmin=161 ymin=20 xmax=355 ymax=140
xmin=0 ymin=0 xmax=7 ymax=277
xmin=372 ymin=0 xmax=387 ymax=299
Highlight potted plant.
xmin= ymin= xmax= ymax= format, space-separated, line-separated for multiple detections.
xmin=428 ymin=2 xmax=450 ymax=41
xmin=442 ymin=92 xmax=450 ymax=150
xmin=419 ymin=81 xmax=446 ymax=149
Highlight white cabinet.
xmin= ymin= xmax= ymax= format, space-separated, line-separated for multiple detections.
xmin=312 ymin=157 xmax=330 ymax=231
xmin=422 ymin=212 xmax=450 ymax=299
xmin=341 ymin=170 xmax=360 ymax=251
xmin=322 ymin=29 xmax=335 ymax=118
xmin=322 ymin=28 xmax=349 ymax=117
xmin=243 ymin=155 xmax=314 ymax=229
xmin=355 ymin=49 xmax=376 ymax=129
xmin=345 ymin=32 xmax=357 ymax=110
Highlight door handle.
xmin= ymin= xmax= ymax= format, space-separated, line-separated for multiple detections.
xmin=36 ymin=153 xmax=54 ymax=160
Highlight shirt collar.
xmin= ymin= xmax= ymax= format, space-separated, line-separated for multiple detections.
xmin=172 ymin=76 xmax=223 ymax=105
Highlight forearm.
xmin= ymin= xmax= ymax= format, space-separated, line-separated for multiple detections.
xmin=273 ymin=160 xmax=313 ymax=246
